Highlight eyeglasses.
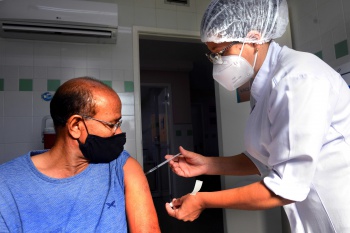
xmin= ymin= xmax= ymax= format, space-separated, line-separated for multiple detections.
xmin=82 ymin=115 xmax=122 ymax=134
xmin=205 ymin=42 xmax=239 ymax=64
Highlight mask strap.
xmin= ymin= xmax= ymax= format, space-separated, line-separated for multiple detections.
xmin=253 ymin=50 xmax=258 ymax=69
xmin=238 ymin=41 xmax=245 ymax=57
xmin=81 ymin=118 xmax=90 ymax=135
xmin=239 ymin=41 xmax=258 ymax=69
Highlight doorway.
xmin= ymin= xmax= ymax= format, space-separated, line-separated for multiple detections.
xmin=139 ymin=36 xmax=224 ymax=233
xmin=141 ymin=84 xmax=173 ymax=197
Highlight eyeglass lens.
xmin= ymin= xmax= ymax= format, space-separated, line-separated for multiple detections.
xmin=205 ymin=42 xmax=238 ymax=64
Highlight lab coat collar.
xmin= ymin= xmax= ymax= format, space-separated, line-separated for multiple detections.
xmin=250 ymin=41 xmax=282 ymax=101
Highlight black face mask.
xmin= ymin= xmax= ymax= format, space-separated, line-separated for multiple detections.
xmin=78 ymin=132 xmax=126 ymax=164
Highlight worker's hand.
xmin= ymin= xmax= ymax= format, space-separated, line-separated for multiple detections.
xmin=165 ymin=194 xmax=205 ymax=222
xmin=165 ymin=146 xmax=207 ymax=177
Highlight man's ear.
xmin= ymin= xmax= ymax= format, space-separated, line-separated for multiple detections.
xmin=67 ymin=115 xmax=84 ymax=139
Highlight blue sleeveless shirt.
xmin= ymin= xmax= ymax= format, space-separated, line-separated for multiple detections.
xmin=0 ymin=150 xmax=130 ymax=233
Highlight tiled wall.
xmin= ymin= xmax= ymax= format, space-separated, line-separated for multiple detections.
xmin=1 ymin=0 xmax=349 ymax=164
xmin=0 ymin=38 xmax=137 ymax=163
xmin=288 ymin=0 xmax=350 ymax=68
xmin=0 ymin=0 xmax=211 ymax=164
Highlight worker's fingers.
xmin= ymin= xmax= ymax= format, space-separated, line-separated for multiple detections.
xmin=165 ymin=202 xmax=177 ymax=218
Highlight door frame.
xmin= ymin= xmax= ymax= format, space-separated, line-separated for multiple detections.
xmin=132 ymin=26 xmax=200 ymax=166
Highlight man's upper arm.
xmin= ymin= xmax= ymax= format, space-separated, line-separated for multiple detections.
xmin=123 ymin=157 xmax=160 ymax=233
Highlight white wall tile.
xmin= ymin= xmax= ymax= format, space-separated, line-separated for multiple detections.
xmin=61 ymin=67 xmax=75 ymax=80
xmin=119 ymin=93 xmax=135 ymax=105
xmin=308 ymin=38 xmax=322 ymax=54
xmin=134 ymin=7 xmax=157 ymax=27
xmin=100 ymin=69 xmax=113 ymax=80
xmin=112 ymin=69 xmax=125 ymax=81
xmin=122 ymin=104 xmax=135 ymax=116
xmin=0 ymin=144 xmax=10 ymax=164
xmin=4 ymin=78 xmax=19 ymax=91
xmin=290 ymin=0 xmax=317 ymax=20
xmin=195 ymin=0 xmax=211 ymax=15
xmin=117 ymin=0 xmax=135 ymax=7
xmin=19 ymin=66 xmax=34 ymax=79
xmin=318 ymin=1 xmax=343 ymax=35
xmin=124 ymin=138 xmax=136 ymax=158
xmin=61 ymin=43 xmax=87 ymax=68
xmin=317 ymin=0 xmax=336 ymax=8
xmin=122 ymin=115 xmax=136 ymax=140
xmin=320 ymin=32 xmax=336 ymax=63
xmin=0 ymin=117 xmax=3 ymax=144
xmin=0 ymin=40 xmax=5 ymax=66
xmin=87 ymin=69 xmax=99 ymax=79
xmin=177 ymin=11 xmax=198 ymax=31
xmin=34 ymin=42 xmax=61 ymax=67
xmin=135 ymin=0 xmax=155 ymax=8
xmin=33 ymin=92 xmax=50 ymax=117
xmin=296 ymin=41 xmax=311 ymax=53
xmin=5 ymin=40 xmax=34 ymax=66
xmin=2 ymin=66 xmax=18 ymax=79
xmin=33 ymin=79 xmax=47 ymax=91
xmin=47 ymin=67 xmax=61 ymax=79
xmin=4 ymin=92 xmax=33 ymax=116
xmin=34 ymin=67 xmax=47 ymax=79
xmin=124 ymin=70 xmax=134 ymax=81
xmin=294 ymin=12 xmax=319 ymax=48
xmin=75 ymin=68 xmax=88 ymax=77
xmin=118 ymin=5 xmax=135 ymax=27
xmin=156 ymin=9 xmax=178 ymax=29
xmin=156 ymin=0 xmax=177 ymax=10
xmin=3 ymin=117 xmax=33 ymax=143
xmin=33 ymin=116 xmax=47 ymax=145
xmin=112 ymin=80 xmax=125 ymax=93
xmin=3 ymin=143 xmax=34 ymax=162
xmin=0 ymin=93 xmax=3 ymax=117
xmin=112 ymin=48 xmax=133 ymax=70
xmin=87 ymin=45 xmax=112 ymax=69
xmin=332 ymin=24 xmax=347 ymax=44
xmin=343 ymin=0 xmax=350 ymax=20
xmin=177 ymin=0 xmax=196 ymax=13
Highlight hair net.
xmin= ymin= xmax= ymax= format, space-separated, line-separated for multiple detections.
xmin=200 ymin=0 xmax=289 ymax=44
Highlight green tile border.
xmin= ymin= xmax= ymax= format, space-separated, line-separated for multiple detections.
xmin=187 ymin=129 xmax=193 ymax=136
xmin=102 ymin=80 xmax=112 ymax=87
xmin=314 ymin=51 xmax=323 ymax=60
xmin=335 ymin=40 xmax=348 ymax=59
xmin=19 ymin=79 xmax=33 ymax=91
xmin=176 ymin=130 xmax=182 ymax=136
xmin=47 ymin=80 xmax=61 ymax=92
xmin=124 ymin=81 xmax=134 ymax=92
xmin=0 ymin=79 xmax=3 ymax=91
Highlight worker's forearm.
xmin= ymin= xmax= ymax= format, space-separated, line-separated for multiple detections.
xmin=205 ymin=153 xmax=260 ymax=176
xmin=198 ymin=181 xmax=293 ymax=210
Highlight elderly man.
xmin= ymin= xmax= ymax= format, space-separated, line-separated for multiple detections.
xmin=0 ymin=77 xmax=160 ymax=233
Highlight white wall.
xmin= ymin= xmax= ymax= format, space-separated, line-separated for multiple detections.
xmin=0 ymin=0 xmax=211 ymax=164
xmin=288 ymin=0 xmax=350 ymax=68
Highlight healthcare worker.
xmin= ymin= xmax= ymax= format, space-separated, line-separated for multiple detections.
xmin=165 ymin=0 xmax=350 ymax=232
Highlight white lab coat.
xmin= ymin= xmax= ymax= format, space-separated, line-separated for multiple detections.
xmin=245 ymin=41 xmax=350 ymax=233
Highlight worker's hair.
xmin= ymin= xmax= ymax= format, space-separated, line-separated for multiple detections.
xmin=50 ymin=76 xmax=113 ymax=128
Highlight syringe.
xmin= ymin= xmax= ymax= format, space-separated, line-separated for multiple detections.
xmin=145 ymin=153 xmax=181 ymax=175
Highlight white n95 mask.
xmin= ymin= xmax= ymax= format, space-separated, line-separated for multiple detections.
xmin=212 ymin=44 xmax=258 ymax=91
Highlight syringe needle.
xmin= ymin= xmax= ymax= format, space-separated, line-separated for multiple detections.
xmin=145 ymin=153 xmax=181 ymax=175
